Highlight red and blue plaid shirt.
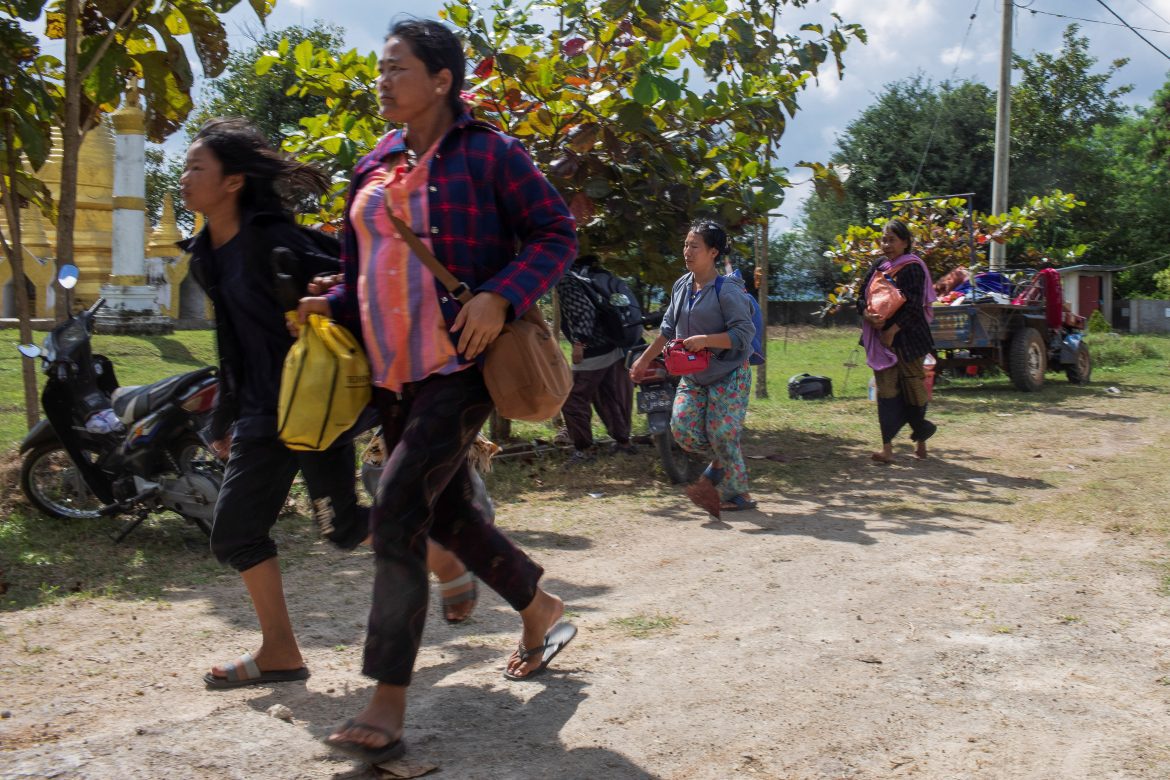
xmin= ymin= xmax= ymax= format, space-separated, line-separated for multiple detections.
xmin=326 ymin=112 xmax=577 ymax=350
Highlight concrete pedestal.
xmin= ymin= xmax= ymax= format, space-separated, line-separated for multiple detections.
xmin=95 ymin=283 xmax=173 ymax=334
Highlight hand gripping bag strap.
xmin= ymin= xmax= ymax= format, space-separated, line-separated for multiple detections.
xmin=386 ymin=207 xmax=571 ymax=421
xmin=277 ymin=313 xmax=371 ymax=451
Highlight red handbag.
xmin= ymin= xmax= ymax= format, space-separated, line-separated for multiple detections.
xmin=663 ymin=339 xmax=711 ymax=376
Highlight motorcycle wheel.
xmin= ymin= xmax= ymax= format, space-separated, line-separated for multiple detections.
xmin=20 ymin=443 xmax=105 ymax=520
xmin=653 ymin=431 xmax=690 ymax=484
xmin=168 ymin=434 xmax=223 ymax=537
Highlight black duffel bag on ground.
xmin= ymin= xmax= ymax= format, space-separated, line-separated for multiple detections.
xmin=787 ymin=373 xmax=833 ymax=400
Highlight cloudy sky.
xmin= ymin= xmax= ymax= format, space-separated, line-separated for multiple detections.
xmin=208 ymin=0 xmax=1170 ymax=223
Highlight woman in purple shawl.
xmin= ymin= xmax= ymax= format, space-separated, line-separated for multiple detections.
xmin=857 ymin=219 xmax=938 ymax=462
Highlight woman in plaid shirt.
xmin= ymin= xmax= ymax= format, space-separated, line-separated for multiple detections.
xmin=858 ymin=219 xmax=939 ymax=462
xmin=298 ymin=19 xmax=578 ymax=764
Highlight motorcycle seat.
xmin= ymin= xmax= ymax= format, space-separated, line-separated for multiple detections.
xmin=111 ymin=367 xmax=216 ymax=425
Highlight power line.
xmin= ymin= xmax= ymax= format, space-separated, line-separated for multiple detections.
xmin=1094 ymin=0 xmax=1170 ymax=59
xmin=1133 ymin=0 xmax=1170 ymax=27
xmin=1011 ymin=2 xmax=1170 ymax=36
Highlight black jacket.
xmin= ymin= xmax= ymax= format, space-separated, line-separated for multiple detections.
xmin=179 ymin=210 xmax=340 ymax=440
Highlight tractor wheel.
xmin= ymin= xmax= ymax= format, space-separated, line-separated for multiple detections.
xmin=1008 ymin=327 xmax=1046 ymax=392
xmin=1065 ymin=341 xmax=1092 ymax=384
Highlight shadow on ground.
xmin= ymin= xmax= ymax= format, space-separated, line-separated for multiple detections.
xmin=244 ymin=652 xmax=654 ymax=779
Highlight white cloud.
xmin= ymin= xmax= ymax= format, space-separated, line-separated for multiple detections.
xmin=940 ymin=44 xmax=973 ymax=67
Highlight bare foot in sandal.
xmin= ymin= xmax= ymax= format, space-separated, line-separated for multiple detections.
xmin=437 ymin=571 xmax=477 ymax=624
xmin=427 ymin=542 xmax=476 ymax=623
xmin=505 ymin=589 xmax=567 ymax=680
xmin=326 ymin=685 xmax=406 ymax=763
xmin=914 ymin=440 xmax=928 ymax=459
xmin=870 ymin=445 xmax=895 ymax=464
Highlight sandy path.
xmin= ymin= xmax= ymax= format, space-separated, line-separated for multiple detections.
xmin=2 ymin=387 xmax=1169 ymax=779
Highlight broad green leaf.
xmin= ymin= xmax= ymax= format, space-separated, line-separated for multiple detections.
xmin=631 ymin=75 xmax=656 ymax=106
xmin=255 ymin=54 xmax=279 ymax=76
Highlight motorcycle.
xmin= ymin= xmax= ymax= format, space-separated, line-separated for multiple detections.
xmin=18 ymin=266 xmax=223 ymax=541
xmin=627 ymin=311 xmax=692 ymax=484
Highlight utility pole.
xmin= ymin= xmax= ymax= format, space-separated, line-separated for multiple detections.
xmin=990 ymin=0 xmax=1013 ymax=271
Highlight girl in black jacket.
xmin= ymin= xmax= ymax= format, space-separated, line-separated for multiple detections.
xmin=180 ymin=118 xmax=476 ymax=689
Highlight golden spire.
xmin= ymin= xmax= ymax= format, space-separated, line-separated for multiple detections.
xmin=149 ymin=194 xmax=184 ymax=255
xmin=111 ymin=78 xmax=145 ymax=135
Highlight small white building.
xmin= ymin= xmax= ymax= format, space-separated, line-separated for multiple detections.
xmin=1056 ymin=265 xmax=1119 ymax=320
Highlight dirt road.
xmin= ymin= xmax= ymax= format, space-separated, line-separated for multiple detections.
xmin=2 ymin=386 xmax=1169 ymax=779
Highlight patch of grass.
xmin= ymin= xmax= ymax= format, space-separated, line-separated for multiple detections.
xmin=0 ymin=330 xmax=217 ymax=450
xmin=1057 ymin=615 xmax=1082 ymax=624
xmin=1086 ymin=334 xmax=1165 ymax=368
xmin=0 ymin=501 xmax=315 ymax=611
xmin=992 ymin=625 xmax=1015 ymax=634
xmin=610 ymin=613 xmax=679 ymax=638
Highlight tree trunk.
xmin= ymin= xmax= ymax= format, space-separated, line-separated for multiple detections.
xmin=754 ymin=219 xmax=769 ymax=399
xmin=55 ymin=0 xmax=82 ymax=319
xmin=488 ymin=411 xmax=512 ymax=442
xmin=1 ymin=115 xmax=41 ymax=429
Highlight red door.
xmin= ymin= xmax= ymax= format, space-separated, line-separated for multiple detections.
xmin=1078 ymin=275 xmax=1102 ymax=317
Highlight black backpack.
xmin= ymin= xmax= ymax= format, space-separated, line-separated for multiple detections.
xmin=569 ymin=267 xmax=645 ymax=350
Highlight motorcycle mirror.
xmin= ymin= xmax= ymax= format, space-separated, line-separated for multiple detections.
xmin=17 ymin=344 xmax=41 ymax=358
xmin=58 ymin=264 xmax=79 ymax=290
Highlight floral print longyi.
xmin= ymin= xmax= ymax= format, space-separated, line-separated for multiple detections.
xmin=671 ymin=365 xmax=752 ymax=500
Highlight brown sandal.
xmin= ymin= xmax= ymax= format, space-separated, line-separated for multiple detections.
xmin=685 ymin=476 xmax=722 ymax=518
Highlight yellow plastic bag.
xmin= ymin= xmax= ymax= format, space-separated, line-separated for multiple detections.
xmin=277 ymin=313 xmax=371 ymax=451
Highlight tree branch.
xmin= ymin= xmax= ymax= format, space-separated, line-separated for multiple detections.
xmin=79 ymin=0 xmax=147 ymax=84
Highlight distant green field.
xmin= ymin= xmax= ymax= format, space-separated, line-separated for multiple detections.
xmin=2 ymin=325 xmax=1167 ymax=451
xmin=0 ymin=329 xmax=218 ymax=451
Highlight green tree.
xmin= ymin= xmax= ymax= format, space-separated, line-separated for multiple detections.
xmin=1007 ymin=25 xmax=1131 ymax=270
xmin=146 ymin=22 xmax=347 ymax=232
xmin=831 ymin=76 xmax=995 ymax=218
xmin=0 ymin=13 xmax=60 ymax=426
xmin=798 ymin=76 xmax=995 ymax=282
xmin=1010 ymin=24 xmax=1131 ymax=202
xmin=189 ymin=22 xmax=345 ymax=147
xmin=1104 ymin=91 xmax=1170 ymax=297
xmin=765 ymin=228 xmax=836 ymax=300
xmin=276 ymin=0 xmax=865 ymax=291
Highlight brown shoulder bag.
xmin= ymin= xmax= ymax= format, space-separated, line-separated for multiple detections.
xmin=386 ymin=210 xmax=571 ymax=422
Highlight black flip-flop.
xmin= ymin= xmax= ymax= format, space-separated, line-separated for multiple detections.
xmin=503 ymin=621 xmax=578 ymax=681
xmin=720 ymin=494 xmax=758 ymax=512
xmin=324 ymin=718 xmax=406 ymax=765
xmin=203 ymin=652 xmax=310 ymax=689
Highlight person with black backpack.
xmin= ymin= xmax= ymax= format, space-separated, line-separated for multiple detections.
xmin=556 ymin=254 xmax=643 ymax=464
